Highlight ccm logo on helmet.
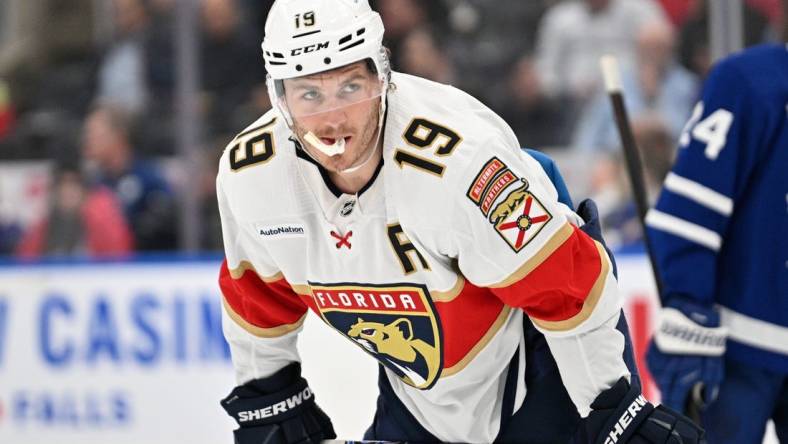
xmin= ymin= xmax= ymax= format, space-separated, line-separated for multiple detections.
xmin=291 ymin=42 xmax=329 ymax=56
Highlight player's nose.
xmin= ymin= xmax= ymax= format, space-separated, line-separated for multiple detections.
xmin=317 ymin=107 xmax=349 ymax=131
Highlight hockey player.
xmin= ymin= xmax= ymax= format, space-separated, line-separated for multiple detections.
xmin=216 ymin=1 xmax=703 ymax=442
xmin=646 ymin=42 xmax=788 ymax=443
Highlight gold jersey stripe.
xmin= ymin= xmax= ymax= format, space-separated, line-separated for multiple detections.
xmin=228 ymin=260 xmax=283 ymax=282
xmin=291 ymin=284 xmax=312 ymax=296
xmin=222 ymin=296 xmax=306 ymax=338
xmin=531 ymin=241 xmax=611 ymax=332
xmin=232 ymin=116 xmax=276 ymax=141
xmin=441 ymin=306 xmax=512 ymax=377
xmin=489 ymin=222 xmax=574 ymax=289
xmin=430 ymin=275 xmax=465 ymax=302
xmin=319 ymin=308 xmax=431 ymax=316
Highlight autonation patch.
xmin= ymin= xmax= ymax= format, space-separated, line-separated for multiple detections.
xmin=256 ymin=223 xmax=306 ymax=239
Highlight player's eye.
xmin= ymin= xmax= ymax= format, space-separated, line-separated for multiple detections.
xmin=340 ymin=82 xmax=362 ymax=95
xmin=301 ymin=89 xmax=321 ymax=101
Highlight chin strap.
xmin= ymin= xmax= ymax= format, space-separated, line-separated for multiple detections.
xmin=338 ymin=138 xmax=381 ymax=174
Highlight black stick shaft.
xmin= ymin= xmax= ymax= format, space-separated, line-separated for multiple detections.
xmin=602 ymin=57 xmax=707 ymax=424
xmin=601 ymin=60 xmax=665 ymax=298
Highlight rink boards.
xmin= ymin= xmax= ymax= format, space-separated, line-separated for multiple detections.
xmin=0 ymin=254 xmax=722 ymax=444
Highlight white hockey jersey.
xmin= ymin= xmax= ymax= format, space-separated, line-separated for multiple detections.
xmin=217 ymin=72 xmax=629 ymax=443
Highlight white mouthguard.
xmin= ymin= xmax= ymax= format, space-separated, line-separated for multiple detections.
xmin=304 ymin=132 xmax=346 ymax=156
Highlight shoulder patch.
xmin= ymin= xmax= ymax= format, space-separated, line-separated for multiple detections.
xmin=467 ymin=158 xmax=552 ymax=253
xmin=466 ymin=157 xmax=506 ymax=205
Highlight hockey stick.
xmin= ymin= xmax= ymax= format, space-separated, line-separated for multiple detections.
xmin=599 ymin=55 xmax=664 ymax=296
xmin=599 ymin=56 xmax=703 ymax=424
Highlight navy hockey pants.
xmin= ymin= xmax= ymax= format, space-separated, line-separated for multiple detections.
xmin=701 ymin=358 xmax=788 ymax=444
xmin=363 ymin=313 xmax=639 ymax=443
xmin=363 ymin=315 xmax=581 ymax=443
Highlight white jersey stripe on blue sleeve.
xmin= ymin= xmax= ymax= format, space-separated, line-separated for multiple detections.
xmin=646 ymin=209 xmax=722 ymax=251
xmin=718 ymin=306 xmax=788 ymax=355
xmin=663 ymin=172 xmax=734 ymax=216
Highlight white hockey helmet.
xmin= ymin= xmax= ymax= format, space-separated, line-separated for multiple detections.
xmin=262 ymin=0 xmax=390 ymax=125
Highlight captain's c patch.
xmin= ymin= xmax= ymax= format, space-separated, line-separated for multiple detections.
xmin=467 ymin=158 xmax=552 ymax=253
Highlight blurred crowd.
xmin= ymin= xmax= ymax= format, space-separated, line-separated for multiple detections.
xmin=0 ymin=0 xmax=783 ymax=257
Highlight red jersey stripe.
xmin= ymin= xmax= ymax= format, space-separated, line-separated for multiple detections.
xmin=490 ymin=224 xmax=605 ymax=324
xmin=531 ymin=241 xmax=610 ymax=331
xmin=219 ymin=259 xmax=308 ymax=336
xmin=433 ymin=279 xmax=507 ymax=370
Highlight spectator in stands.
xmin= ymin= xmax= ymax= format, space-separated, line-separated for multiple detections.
xmin=96 ymin=0 xmax=151 ymax=117
xmin=0 ymin=0 xmax=96 ymax=94
xmin=535 ymin=0 xmax=667 ymax=108
xmin=0 ymin=1 xmax=99 ymax=159
xmin=0 ymin=79 xmax=15 ymax=140
xmin=144 ymin=0 xmax=176 ymax=104
xmin=441 ymin=0 xmax=549 ymax=104
xmin=573 ymin=19 xmax=698 ymax=152
xmin=197 ymin=140 xmax=224 ymax=251
xmin=199 ymin=0 xmax=266 ymax=137
xmin=589 ymin=115 xmax=675 ymax=250
xmin=0 ymin=219 xmax=22 ymax=256
xmin=135 ymin=0 xmax=180 ymax=156
xmin=81 ymin=104 xmax=177 ymax=251
xmin=496 ymin=55 xmax=572 ymax=149
xmin=398 ymin=27 xmax=455 ymax=84
xmin=16 ymin=163 xmax=133 ymax=258
xmin=374 ymin=0 xmax=431 ymax=69
xmin=678 ymin=0 xmax=773 ymax=77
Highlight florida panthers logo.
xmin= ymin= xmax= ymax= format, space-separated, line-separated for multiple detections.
xmin=309 ymin=283 xmax=443 ymax=389
xmin=348 ymin=317 xmax=440 ymax=388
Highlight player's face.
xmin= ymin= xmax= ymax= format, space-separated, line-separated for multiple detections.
xmin=284 ymin=62 xmax=383 ymax=172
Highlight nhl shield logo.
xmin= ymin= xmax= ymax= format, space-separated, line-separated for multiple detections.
xmin=340 ymin=199 xmax=356 ymax=217
xmin=488 ymin=179 xmax=552 ymax=252
xmin=310 ymin=283 xmax=443 ymax=389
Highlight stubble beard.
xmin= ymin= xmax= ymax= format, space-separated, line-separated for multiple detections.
xmin=294 ymin=107 xmax=381 ymax=174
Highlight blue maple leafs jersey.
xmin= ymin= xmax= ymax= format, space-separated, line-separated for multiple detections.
xmin=646 ymin=44 xmax=788 ymax=372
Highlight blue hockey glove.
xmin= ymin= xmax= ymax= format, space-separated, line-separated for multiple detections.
xmin=646 ymin=297 xmax=727 ymax=413
xmin=221 ymin=363 xmax=336 ymax=444
xmin=585 ymin=376 xmax=706 ymax=444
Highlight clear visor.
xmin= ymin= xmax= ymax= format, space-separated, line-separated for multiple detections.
xmin=280 ymin=69 xmax=385 ymax=119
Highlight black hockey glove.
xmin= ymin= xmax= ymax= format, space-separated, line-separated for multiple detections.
xmin=221 ymin=363 xmax=336 ymax=444
xmin=585 ymin=377 xmax=705 ymax=444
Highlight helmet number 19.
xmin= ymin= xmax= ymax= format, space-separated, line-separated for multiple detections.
xmin=295 ymin=11 xmax=316 ymax=29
